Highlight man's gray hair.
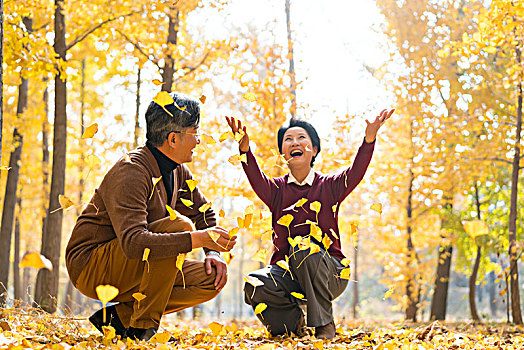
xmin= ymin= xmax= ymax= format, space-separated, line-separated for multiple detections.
xmin=145 ymin=92 xmax=201 ymax=147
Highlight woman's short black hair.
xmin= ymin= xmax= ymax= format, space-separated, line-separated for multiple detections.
xmin=277 ymin=118 xmax=321 ymax=166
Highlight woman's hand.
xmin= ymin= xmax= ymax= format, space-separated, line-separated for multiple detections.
xmin=365 ymin=109 xmax=395 ymax=143
xmin=225 ymin=116 xmax=250 ymax=153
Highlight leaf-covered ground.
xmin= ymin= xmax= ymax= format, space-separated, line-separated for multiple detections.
xmin=1 ymin=308 xmax=524 ymax=349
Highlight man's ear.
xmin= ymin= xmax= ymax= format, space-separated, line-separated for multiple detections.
xmin=312 ymin=146 xmax=318 ymax=157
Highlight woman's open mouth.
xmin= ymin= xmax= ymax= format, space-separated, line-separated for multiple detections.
xmin=290 ymin=150 xmax=303 ymax=158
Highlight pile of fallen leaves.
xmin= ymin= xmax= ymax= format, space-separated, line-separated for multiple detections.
xmin=1 ymin=307 xmax=524 ymax=349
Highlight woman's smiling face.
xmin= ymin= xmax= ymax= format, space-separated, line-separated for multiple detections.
xmin=281 ymin=127 xmax=318 ymax=168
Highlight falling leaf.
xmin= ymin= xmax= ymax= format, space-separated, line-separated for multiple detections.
xmin=96 ymin=285 xmax=119 ymax=305
xmin=340 ymin=268 xmax=351 ymax=280
xmin=223 ymin=252 xmax=233 ymax=264
xmin=201 ymin=133 xmax=216 ymax=144
xmin=291 ymin=292 xmax=306 ymax=300
xmin=176 ymin=253 xmax=186 ymax=288
xmin=142 ymin=248 xmax=150 ymax=261
xmin=153 ymin=91 xmax=174 ymax=117
xmin=228 ymin=154 xmax=247 ymax=165
xmin=309 ymin=223 xmax=322 ymax=242
xmin=277 ymin=257 xmax=293 ymax=280
xmin=149 ymin=176 xmax=162 ymax=200
xmin=186 ymin=179 xmax=197 ymax=192
xmin=463 ymin=220 xmax=489 ymax=240
xmin=152 ymin=79 xmax=164 ymax=86
xmin=253 ymin=248 xmax=269 ymax=265
xmin=332 ymin=203 xmax=338 ymax=213
xmin=19 ymin=252 xmax=53 ymax=270
xmin=310 ymin=201 xmax=321 ymax=222
xmin=228 ymin=227 xmax=239 ymax=239
xmin=82 ymin=123 xmax=98 ymax=139
xmin=242 ymin=92 xmax=257 ymax=102
xmin=340 ymin=258 xmax=351 ymax=267
xmin=166 ymin=205 xmax=178 ymax=220
xmin=288 ymin=235 xmax=303 ymax=248
xmin=244 ymin=275 xmax=264 ymax=287
xmin=384 ymin=287 xmax=395 ymax=300
xmin=199 ymin=95 xmax=207 ymax=104
xmin=219 ymin=131 xmax=233 ymax=142
xmin=208 ymin=322 xmax=224 ymax=336
xmin=254 ymin=303 xmax=267 ymax=319
xmin=0 ymin=166 xmax=11 ymax=172
xmin=234 ymin=129 xmax=245 ymax=142
xmin=208 ymin=230 xmax=221 ymax=242
xmin=322 ymin=235 xmax=332 ymax=250
xmin=180 ymin=198 xmax=193 ymax=208
xmin=199 ymin=202 xmax=212 ymax=213
xmin=58 ymin=195 xmax=75 ymax=211
xmin=370 ymin=202 xmax=383 ymax=214
xmin=313 ymin=340 xmax=324 ymax=350
xmin=132 ymin=292 xmax=146 ymax=308
xmin=277 ymin=214 xmax=294 ymax=231
xmin=330 ymin=228 xmax=339 ymax=240
xmin=219 ymin=209 xmax=225 ymax=218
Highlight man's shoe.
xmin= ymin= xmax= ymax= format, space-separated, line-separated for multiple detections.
xmin=89 ymin=305 xmax=126 ymax=338
xmin=125 ymin=327 xmax=157 ymax=341
xmin=315 ymin=321 xmax=336 ymax=340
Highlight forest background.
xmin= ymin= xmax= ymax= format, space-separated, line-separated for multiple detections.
xmin=0 ymin=0 xmax=523 ymax=329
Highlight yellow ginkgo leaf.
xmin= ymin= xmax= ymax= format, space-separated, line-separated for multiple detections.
xmin=219 ymin=131 xmax=233 ymax=142
xmin=322 ymin=235 xmax=332 ymax=250
xmin=384 ymin=287 xmax=395 ymax=300
xmin=253 ymin=248 xmax=269 ymax=265
xmin=340 ymin=268 xmax=351 ymax=280
xmin=150 ymin=332 xmax=171 ymax=344
xmin=295 ymin=198 xmax=308 ymax=208
xmin=288 ymin=235 xmax=303 ymax=247
xmin=96 ymin=285 xmax=119 ymax=305
xmin=199 ymin=202 xmax=212 ymax=213
xmin=463 ymin=220 xmax=489 ymax=240
xmin=208 ymin=322 xmax=224 ymax=336
xmin=242 ymin=92 xmax=257 ymax=102
xmin=239 ymin=154 xmax=247 ymax=163
xmin=180 ymin=198 xmax=193 ymax=208
xmin=102 ymin=326 xmax=116 ymax=340
xmin=277 ymin=214 xmax=294 ymax=228
xmin=186 ymin=179 xmax=198 ymax=192
xmin=254 ymin=303 xmax=267 ymax=318
xmin=330 ymin=228 xmax=339 ymax=240
xmin=223 ymin=252 xmax=233 ymax=264
xmin=291 ymin=292 xmax=306 ymax=300
xmin=142 ymin=248 xmax=150 ymax=261
xmin=0 ymin=166 xmax=11 ymax=172
xmin=201 ymin=134 xmax=216 ymax=144
xmin=199 ymin=95 xmax=207 ymax=104
xmin=243 ymin=275 xmax=264 ymax=287
xmin=86 ymin=154 xmax=101 ymax=169
xmin=149 ymin=176 xmax=162 ymax=200
xmin=176 ymin=253 xmax=186 ymax=288
xmin=153 ymin=91 xmax=174 ymax=117
xmin=332 ymin=203 xmax=338 ymax=213
xmin=208 ymin=230 xmax=221 ymax=242
xmin=370 ymin=202 xmax=383 ymax=214
xmin=132 ymin=292 xmax=146 ymax=308
xmin=340 ymin=258 xmax=350 ymax=267
xmin=234 ymin=129 xmax=245 ymax=142
xmin=228 ymin=227 xmax=239 ymax=239
xmin=82 ymin=123 xmax=99 ymax=139
xmin=166 ymin=205 xmax=177 ymax=220
xmin=313 ymin=340 xmax=324 ymax=350
xmin=276 ymin=257 xmax=293 ymax=280
xmin=237 ymin=216 xmax=245 ymax=229
xmin=228 ymin=154 xmax=246 ymax=166
xmin=219 ymin=209 xmax=225 ymax=218
xmin=19 ymin=252 xmax=53 ymax=270
xmin=310 ymin=223 xmax=322 ymax=242
xmin=58 ymin=195 xmax=75 ymax=211
xmin=152 ymin=79 xmax=164 ymax=86
xmin=310 ymin=201 xmax=321 ymax=213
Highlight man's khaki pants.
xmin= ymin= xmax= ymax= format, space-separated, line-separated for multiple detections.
xmin=75 ymin=215 xmax=218 ymax=329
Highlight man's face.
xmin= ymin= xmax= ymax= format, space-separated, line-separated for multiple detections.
xmin=281 ymin=127 xmax=318 ymax=168
xmin=171 ymin=126 xmax=200 ymax=164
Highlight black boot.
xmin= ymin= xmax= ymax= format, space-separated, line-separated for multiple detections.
xmin=88 ymin=304 xmax=126 ymax=338
xmin=125 ymin=327 xmax=157 ymax=341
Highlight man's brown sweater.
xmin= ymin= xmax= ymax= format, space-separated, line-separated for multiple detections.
xmin=66 ymin=146 xmax=215 ymax=284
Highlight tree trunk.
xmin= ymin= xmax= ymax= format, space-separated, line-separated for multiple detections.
xmin=13 ymin=197 xmax=21 ymax=302
xmin=488 ymin=270 xmax=497 ymax=317
xmin=430 ymin=243 xmax=452 ymax=320
xmin=469 ymin=183 xmax=482 ymax=322
xmin=161 ymin=8 xmax=179 ymax=92
xmin=507 ymin=47 xmax=523 ymax=325
xmin=284 ymin=0 xmax=297 ymax=117
xmin=62 ymin=280 xmax=75 ymax=314
xmin=35 ymin=0 xmax=67 ymax=313
xmin=42 ymin=81 xmax=50 ymax=239
xmin=352 ymin=236 xmax=358 ymax=319
xmin=406 ymin=168 xmax=418 ymax=321
xmin=0 ymin=72 xmax=29 ymax=306
xmin=135 ymin=66 xmax=141 ymax=147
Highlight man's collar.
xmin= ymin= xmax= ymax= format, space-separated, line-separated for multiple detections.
xmin=146 ymin=141 xmax=179 ymax=173
xmin=287 ymin=168 xmax=315 ymax=186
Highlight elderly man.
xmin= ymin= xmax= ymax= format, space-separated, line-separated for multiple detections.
xmin=66 ymin=92 xmax=235 ymax=341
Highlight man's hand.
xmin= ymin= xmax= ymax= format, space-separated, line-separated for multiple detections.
xmin=365 ymin=109 xmax=395 ymax=143
xmin=191 ymin=226 xmax=237 ymax=252
xmin=225 ymin=116 xmax=250 ymax=153
xmin=205 ymin=252 xmax=228 ymax=290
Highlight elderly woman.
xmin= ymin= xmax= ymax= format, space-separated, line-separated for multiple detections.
xmin=226 ymin=109 xmax=393 ymax=339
